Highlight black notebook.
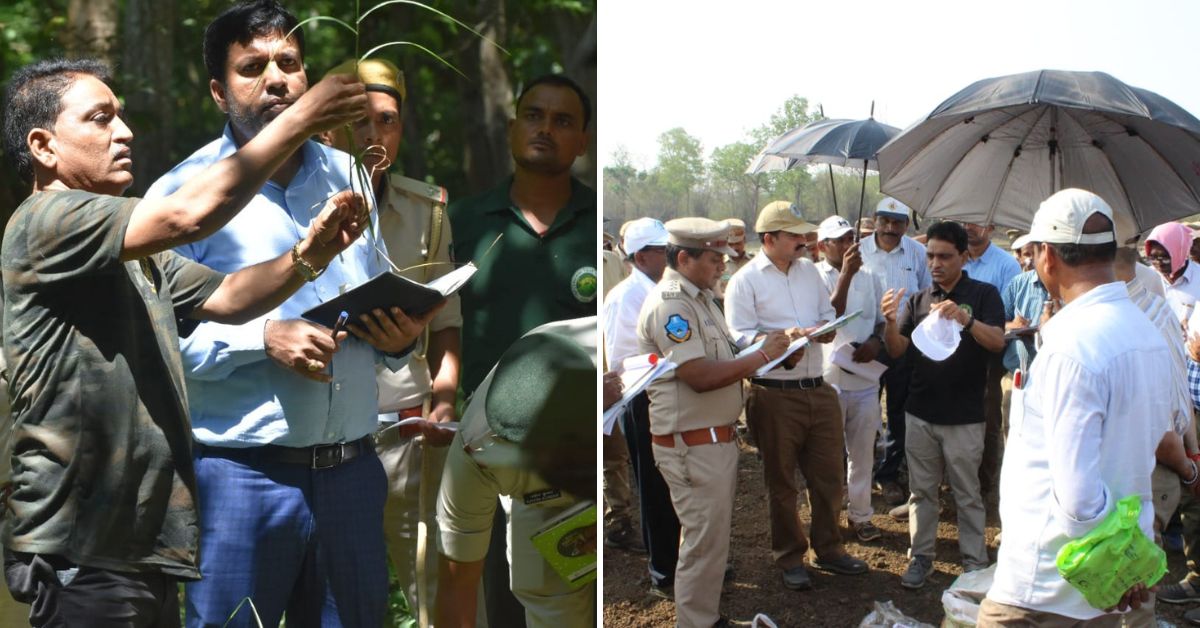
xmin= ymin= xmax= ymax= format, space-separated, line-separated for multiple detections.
xmin=301 ymin=263 xmax=477 ymax=328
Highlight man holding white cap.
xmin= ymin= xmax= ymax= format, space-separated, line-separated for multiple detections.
xmin=726 ymin=202 xmax=870 ymax=593
xmin=603 ymin=218 xmax=679 ymax=587
xmin=880 ymin=220 xmax=1005 ymax=589
xmin=863 ymin=197 xmax=932 ymax=506
xmin=815 ymin=215 xmax=887 ymax=543
xmin=981 ymin=188 xmax=1166 ymax=625
xmin=638 ymin=217 xmax=790 ymax=627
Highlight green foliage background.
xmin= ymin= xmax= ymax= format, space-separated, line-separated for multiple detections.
xmin=604 ymin=95 xmax=885 ymax=234
xmin=0 ymin=0 xmax=596 ymax=216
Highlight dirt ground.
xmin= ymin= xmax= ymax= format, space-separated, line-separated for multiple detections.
xmin=603 ymin=440 xmax=1194 ymax=627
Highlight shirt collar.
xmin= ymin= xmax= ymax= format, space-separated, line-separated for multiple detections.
xmin=632 ymin=266 xmax=657 ymax=289
xmin=932 ymin=270 xmax=972 ymax=299
xmin=484 ymin=176 xmax=591 ymax=227
xmin=1042 ymin=281 xmax=1128 ymax=336
xmin=219 ymin=123 xmax=324 ymax=189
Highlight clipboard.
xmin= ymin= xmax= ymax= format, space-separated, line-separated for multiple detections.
xmin=301 ymin=262 xmax=477 ymax=328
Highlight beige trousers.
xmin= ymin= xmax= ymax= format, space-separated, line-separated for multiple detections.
xmin=375 ymin=428 xmax=450 ymax=624
xmin=654 ymin=440 xmax=738 ymax=628
xmin=905 ymin=413 xmax=989 ymax=569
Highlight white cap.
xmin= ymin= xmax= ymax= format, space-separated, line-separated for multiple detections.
xmin=622 ymin=217 xmax=669 ymax=254
xmin=817 ymin=215 xmax=854 ymax=241
xmin=1027 ymin=188 xmax=1115 ymax=245
xmin=1011 ymin=234 xmax=1032 ymax=250
xmin=875 ymin=197 xmax=912 ymax=220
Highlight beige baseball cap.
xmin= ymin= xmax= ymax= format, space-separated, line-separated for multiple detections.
xmin=325 ymin=59 xmax=406 ymax=103
xmin=755 ymin=201 xmax=816 ymax=235
xmin=665 ymin=217 xmax=737 ymax=256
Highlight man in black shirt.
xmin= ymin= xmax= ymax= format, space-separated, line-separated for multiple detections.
xmin=880 ymin=220 xmax=1005 ymax=590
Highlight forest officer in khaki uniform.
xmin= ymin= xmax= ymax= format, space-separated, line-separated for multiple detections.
xmin=322 ymin=59 xmax=464 ymax=625
xmin=638 ymin=217 xmax=789 ymax=627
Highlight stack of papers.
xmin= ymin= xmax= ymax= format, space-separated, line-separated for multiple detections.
xmin=830 ymin=344 xmax=888 ymax=381
xmin=602 ymin=353 xmax=677 ymax=434
xmin=754 ymin=310 xmax=862 ymax=376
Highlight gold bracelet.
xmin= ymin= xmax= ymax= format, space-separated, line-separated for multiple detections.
xmin=291 ymin=241 xmax=325 ymax=282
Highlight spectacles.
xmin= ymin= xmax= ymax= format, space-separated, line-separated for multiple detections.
xmin=1147 ymin=254 xmax=1173 ymax=266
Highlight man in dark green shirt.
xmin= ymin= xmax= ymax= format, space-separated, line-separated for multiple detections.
xmin=448 ymin=73 xmax=595 ymax=627
xmin=0 ymin=57 xmax=366 ymax=626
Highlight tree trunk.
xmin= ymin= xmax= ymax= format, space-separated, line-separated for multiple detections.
xmin=459 ymin=0 xmax=513 ymax=195
xmin=557 ymin=12 xmax=596 ymax=189
xmin=120 ymin=0 xmax=177 ymax=195
xmin=66 ymin=0 xmax=119 ymax=65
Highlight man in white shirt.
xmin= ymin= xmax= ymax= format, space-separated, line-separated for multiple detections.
xmin=862 ymin=198 xmax=932 ymax=506
xmin=602 ymin=218 xmax=679 ymax=595
xmin=815 ymin=216 xmax=887 ymax=543
xmin=980 ymin=189 xmax=1165 ymax=625
xmin=726 ymin=203 xmax=869 ymax=592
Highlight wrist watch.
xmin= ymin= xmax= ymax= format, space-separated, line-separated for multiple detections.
xmin=291 ymin=241 xmax=325 ymax=282
xmin=963 ymin=314 xmax=975 ymax=332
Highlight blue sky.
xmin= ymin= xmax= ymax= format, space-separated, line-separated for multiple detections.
xmin=599 ymin=0 xmax=1200 ymax=171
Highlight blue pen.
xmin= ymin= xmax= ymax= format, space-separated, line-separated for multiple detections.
xmin=331 ymin=310 xmax=350 ymax=339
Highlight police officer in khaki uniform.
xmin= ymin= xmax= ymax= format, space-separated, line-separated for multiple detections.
xmin=714 ymin=218 xmax=753 ymax=301
xmin=638 ymin=218 xmax=790 ymax=627
xmin=322 ymin=59 xmax=464 ymax=626
xmin=436 ymin=318 xmax=596 ymax=628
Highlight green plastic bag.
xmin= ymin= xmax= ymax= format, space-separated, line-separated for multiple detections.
xmin=1055 ymin=494 xmax=1167 ymax=610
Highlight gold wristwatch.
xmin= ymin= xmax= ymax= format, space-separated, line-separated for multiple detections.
xmin=291 ymin=241 xmax=325 ymax=282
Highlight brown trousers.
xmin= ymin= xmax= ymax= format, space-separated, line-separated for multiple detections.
xmin=746 ymin=382 xmax=845 ymax=568
xmin=977 ymin=597 xmax=1155 ymax=627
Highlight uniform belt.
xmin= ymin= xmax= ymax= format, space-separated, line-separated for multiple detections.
xmin=195 ymin=436 xmax=372 ymax=469
xmin=751 ymin=376 xmax=824 ymax=390
xmin=651 ymin=424 xmax=736 ymax=448
xmin=396 ymin=405 xmax=424 ymax=419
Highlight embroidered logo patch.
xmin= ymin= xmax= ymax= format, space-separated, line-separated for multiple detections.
xmin=523 ymin=488 xmax=563 ymax=505
xmin=664 ymin=314 xmax=692 ymax=343
xmin=571 ymin=266 xmax=597 ymax=303
xmin=959 ymin=303 xmax=974 ymax=317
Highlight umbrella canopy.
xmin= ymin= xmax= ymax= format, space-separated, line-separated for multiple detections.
xmin=744 ymin=148 xmax=796 ymax=174
xmin=746 ymin=117 xmax=901 ymax=173
xmin=878 ymin=69 xmax=1200 ymax=241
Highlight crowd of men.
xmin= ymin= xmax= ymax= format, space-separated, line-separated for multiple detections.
xmin=603 ymin=189 xmax=1200 ymax=626
xmin=0 ymin=1 xmax=596 ymax=627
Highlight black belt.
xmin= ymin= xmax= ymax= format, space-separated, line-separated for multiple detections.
xmin=196 ymin=436 xmax=372 ymax=469
xmin=751 ymin=376 xmax=824 ymax=390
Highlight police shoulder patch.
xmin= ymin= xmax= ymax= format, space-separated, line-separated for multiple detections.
xmin=664 ymin=314 xmax=692 ymax=343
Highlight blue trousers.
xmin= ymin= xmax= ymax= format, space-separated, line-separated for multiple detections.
xmin=185 ymin=446 xmax=388 ymax=628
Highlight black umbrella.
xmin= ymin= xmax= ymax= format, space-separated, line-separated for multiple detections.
xmin=746 ymin=108 xmax=899 ymax=232
xmin=878 ymin=69 xmax=1200 ymax=241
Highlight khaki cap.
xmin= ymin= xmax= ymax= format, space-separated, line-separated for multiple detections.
xmin=665 ymin=217 xmax=737 ymax=256
xmin=325 ymin=59 xmax=406 ymax=104
xmin=723 ymin=218 xmax=747 ymax=242
xmin=755 ymin=200 xmax=816 ymax=235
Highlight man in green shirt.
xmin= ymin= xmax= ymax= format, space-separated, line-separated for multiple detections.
xmin=0 ymin=57 xmax=366 ymax=626
xmin=448 ymin=72 xmax=595 ymax=626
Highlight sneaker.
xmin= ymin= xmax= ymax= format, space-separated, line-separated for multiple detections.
xmin=900 ymin=556 xmax=933 ymax=589
xmin=812 ymin=553 xmax=869 ymax=576
xmin=604 ymin=522 xmax=646 ymax=553
xmin=781 ymin=564 xmax=812 ymax=591
xmin=854 ymin=521 xmax=882 ymax=542
xmin=649 ymin=581 xmax=674 ymax=600
xmin=1158 ymin=579 xmax=1200 ymax=605
xmin=889 ymin=503 xmax=909 ymax=521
